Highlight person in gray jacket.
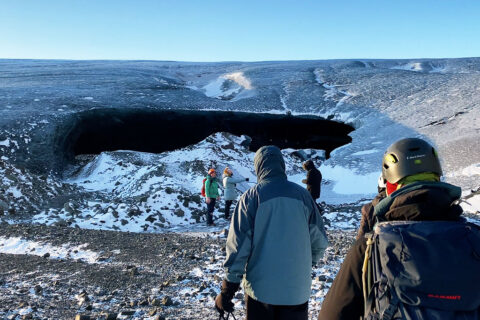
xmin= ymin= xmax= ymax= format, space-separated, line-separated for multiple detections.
xmin=222 ymin=167 xmax=249 ymax=219
xmin=215 ymin=145 xmax=329 ymax=320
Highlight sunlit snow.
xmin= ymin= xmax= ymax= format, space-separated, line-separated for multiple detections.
xmin=0 ymin=237 xmax=100 ymax=264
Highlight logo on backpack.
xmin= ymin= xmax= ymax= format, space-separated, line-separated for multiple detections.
xmin=362 ymin=221 xmax=480 ymax=320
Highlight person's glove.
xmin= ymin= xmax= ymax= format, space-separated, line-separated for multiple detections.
xmin=215 ymin=280 xmax=240 ymax=314
xmin=245 ymin=177 xmax=249 ymax=182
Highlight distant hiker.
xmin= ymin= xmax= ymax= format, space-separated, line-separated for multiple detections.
xmin=204 ymin=168 xmax=220 ymax=226
xmin=355 ymin=174 xmax=387 ymax=241
xmin=215 ymin=146 xmax=328 ymax=320
xmin=318 ymin=138 xmax=480 ymax=320
xmin=222 ymin=167 xmax=249 ymax=220
xmin=301 ymin=159 xmax=322 ymax=202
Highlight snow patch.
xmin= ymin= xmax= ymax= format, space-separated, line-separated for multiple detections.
xmin=0 ymin=237 xmax=101 ymax=264
xmin=289 ymin=164 xmax=379 ymax=205
xmin=6 ymin=186 xmax=23 ymax=198
xmin=461 ymin=194 xmax=480 ymax=214
xmin=392 ymin=62 xmax=424 ymax=72
xmin=314 ymin=69 xmax=353 ymax=107
xmin=430 ymin=65 xmax=448 ymax=73
xmin=351 ymin=149 xmax=379 ymax=156
xmin=323 ymin=211 xmax=360 ymax=230
xmin=462 ymin=163 xmax=480 ymax=176
xmin=153 ymin=77 xmax=169 ymax=85
xmin=202 ymin=72 xmax=253 ymax=100
xmin=0 ymin=139 xmax=10 ymax=147
xmin=224 ymin=72 xmax=252 ymax=90
xmin=321 ymin=165 xmax=380 ymax=195
xmin=391 ymin=62 xmax=447 ymax=73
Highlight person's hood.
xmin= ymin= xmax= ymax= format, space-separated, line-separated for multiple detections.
xmin=374 ymin=181 xmax=463 ymax=222
xmin=254 ymin=146 xmax=287 ymax=183
xmin=303 ymin=160 xmax=315 ymax=171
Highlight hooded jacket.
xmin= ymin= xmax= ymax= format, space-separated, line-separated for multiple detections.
xmin=318 ymin=181 xmax=464 ymax=320
xmin=224 ymin=146 xmax=328 ymax=305
xmin=223 ymin=174 xmax=247 ymax=201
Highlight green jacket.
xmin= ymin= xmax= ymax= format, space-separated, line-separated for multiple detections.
xmin=205 ymin=175 xmax=220 ymax=198
xmin=224 ymin=146 xmax=329 ymax=305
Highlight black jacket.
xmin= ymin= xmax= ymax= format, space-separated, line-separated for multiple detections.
xmin=318 ymin=181 xmax=463 ymax=320
xmin=302 ymin=161 xmax=322 ymax=200
xmin=356 ymin=190 xmax=386 ymax=241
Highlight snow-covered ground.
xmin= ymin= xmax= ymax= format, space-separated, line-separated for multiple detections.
xmin=22 ymin=131 xmax=382 ymax=233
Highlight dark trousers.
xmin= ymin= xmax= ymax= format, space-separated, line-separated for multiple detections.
xmin=246 ymin=295 xmax=308 ymax=320
xmin=206 ymin=198 xmax=216 ymax=224
xmin=224 ymin=200 xmax=233 ymax=219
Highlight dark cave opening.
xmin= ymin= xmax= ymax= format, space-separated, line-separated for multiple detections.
xmin=58 ymin=108 xmax=354 ymax=164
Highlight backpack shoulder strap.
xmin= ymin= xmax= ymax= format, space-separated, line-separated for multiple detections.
xmin=362 ymin=232 xmax=375 ymax=304
xmin=363 ymin=232 xmax=378 ymax=320
xmin=363 ymin=230 xmax=401 ymax=320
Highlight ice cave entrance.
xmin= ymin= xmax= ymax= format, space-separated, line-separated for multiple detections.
xmin=60 ymin=108 xmax=354 ymax=161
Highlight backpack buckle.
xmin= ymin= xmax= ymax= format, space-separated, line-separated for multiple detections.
xmin=381 ymin=297 xmax=398 ymax=320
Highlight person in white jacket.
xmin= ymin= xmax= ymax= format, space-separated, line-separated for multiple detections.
xmin=222 ymin=167 xmax=249 ymax=219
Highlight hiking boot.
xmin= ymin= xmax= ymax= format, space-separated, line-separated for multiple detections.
xmin=207 ymin=222 xmax=216 ymax=227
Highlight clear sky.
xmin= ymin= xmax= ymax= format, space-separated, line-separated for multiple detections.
xmin=1 ymin=0 xmax=479 ymax=62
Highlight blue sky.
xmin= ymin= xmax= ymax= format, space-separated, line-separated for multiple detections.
xmin=1 ymin=0 xmax=479 ymax=62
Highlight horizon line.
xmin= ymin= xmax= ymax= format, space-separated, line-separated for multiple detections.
xmin=1 ymin=56 xmax=479 ymax=64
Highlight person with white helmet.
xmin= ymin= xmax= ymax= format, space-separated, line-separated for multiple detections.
xmin=356 ymin=174 xmax=387 ymax=240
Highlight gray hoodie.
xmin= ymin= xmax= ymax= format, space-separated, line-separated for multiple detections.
xmin=223 ymin=146 xmax=329 ymax=305
xmin=223 ymin=174 xmax=247 ymax=201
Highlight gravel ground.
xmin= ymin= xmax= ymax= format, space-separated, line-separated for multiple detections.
xmin=0 ymin=223 xmax=226 ymax=320
xmin=0 ymin=220 xmax=356 ymax=320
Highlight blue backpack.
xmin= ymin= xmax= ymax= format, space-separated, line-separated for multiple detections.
xmin=362 ymin=220 xmax=480 ymax=320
